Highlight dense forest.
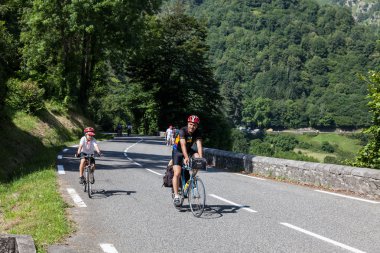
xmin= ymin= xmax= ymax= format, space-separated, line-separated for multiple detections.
xmin=0 ymin=0 xmax=230 ymax=149
xmin=187 ymin=0 xmax=379 ymax=129
xmin=1 ymin=0 xmax=380 ymax=167
xmin=316 ymin=0 xmax=380 ymax=27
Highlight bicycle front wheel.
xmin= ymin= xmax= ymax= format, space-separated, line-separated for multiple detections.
xmin=83 ymin=169 xmax=87 ymax=193
xmin=189 ymin=177 xmax=205 ymax=217
xmin=86 ymin=167 xmax=92 ymax=198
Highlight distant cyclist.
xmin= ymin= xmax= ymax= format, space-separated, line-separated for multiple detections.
xmin=75 ymin=127 xmax=102 ymax=184
xmin=172 ymin=115 xmax=203 ymax=206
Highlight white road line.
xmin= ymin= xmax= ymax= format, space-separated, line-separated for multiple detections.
xmin=146 ymin=169 xmax=163 ymax=176
xmin=280 ymin=223 xmax=366 ymax=253
xmin=63 ymin=148 xmax=69 ymax=152
xmin=57 ymin=165 xmax=65 ymax=175
xmin=124 ymin=138 xmax=143 ymax=153
xmin=67 ymin=188 xmax=86 ymax=207
xmin=100 ymin=243 xmax=118 ymax=253
xmin=234 ymin=173 xmax=266 ymax=181
xmin=134 ymin=162 xmax=142 ymax=167
xmin=315 ymin=190 xmax=380 ymax=204
xmin=209 ymin=194 xmax=257 ymax=213
xmin=57 ymin=155 xmax=63 ymax=159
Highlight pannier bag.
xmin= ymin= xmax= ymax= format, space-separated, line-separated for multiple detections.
xmin=162 ymin=165 xmax=174 ymax=187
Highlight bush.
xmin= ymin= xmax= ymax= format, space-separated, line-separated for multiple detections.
xmin=266 ymin=134 xmax=298 ymax=151
xmin=321 ymin=141 xmax=335 ymax=153
xmin=298 ymin=141 xmax=311 ymax=149
xmin=231 ymin=128 xmax=249 ymax=153
xmin=249 ymin=139 xmax=274 ymax=156
xmin=348 ymin=133 xmax=369 ymax=146
xmin=6 ymin=78 xmax=45 ymax=114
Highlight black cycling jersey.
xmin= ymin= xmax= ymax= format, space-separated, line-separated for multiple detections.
xmin=172 ymin=126 xmax=202 ymax=153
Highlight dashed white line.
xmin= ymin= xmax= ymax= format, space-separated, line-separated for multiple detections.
xmin=315 ymin=190 xmax=380 ymax=204
xmin=209 ymin=194 xmax=257 ymax=213
xmin=63 ymin=148 xmax=69 ymax=152
xmin=280 ymin=223 xmax=366 ymax=253
xmin=57 ymin=165 xmax=65 ymax=175
xmin=146 ymin=169 xmax=163 ymax=176
xmin=234 ymin=173 xmax=266 ymax=181
xmin=67 ymin=188 xmax=87 ymax=207
xmin=57 ymin=155 xmax=63 ymax=159
xmin=100 ymin=243 xmax=118 ymax=253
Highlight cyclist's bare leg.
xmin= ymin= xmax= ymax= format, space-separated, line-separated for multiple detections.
xmin=193 ymin=153 xmax=200 ymax=158
xmin=172 ymin=165 xmax=181 ymax=196
xmin=79 ymin=158 xmax=86 ymax=177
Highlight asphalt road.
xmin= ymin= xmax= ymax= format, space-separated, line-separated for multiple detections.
xmin=50 ymin=136 xmax=380 ymax=253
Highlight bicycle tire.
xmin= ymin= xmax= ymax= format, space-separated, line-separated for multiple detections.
xmin=189 ymin=177 xmax=206 ymax=217
xmin=83 ymin=168 xmax=87 ymax=193
xmin=87 ymin=166 xmax=92 ymax=198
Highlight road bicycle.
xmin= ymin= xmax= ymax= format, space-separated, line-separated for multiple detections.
xmin=172 ymin=157 xmax=207 ymax=217
xmin=79 ymin=154 xmax=96 ymax=198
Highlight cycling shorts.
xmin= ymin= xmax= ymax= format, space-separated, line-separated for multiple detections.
xmin=172 ymin=149 xmax=196 ymax=166
xmin=80 ymin=152 xmax=95 ymax=164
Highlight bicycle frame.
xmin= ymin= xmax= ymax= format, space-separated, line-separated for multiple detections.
xmin=82 ymin=154 xmax=95 ymax=198
xmin=174 ymin=158 xmax=206 ymax=217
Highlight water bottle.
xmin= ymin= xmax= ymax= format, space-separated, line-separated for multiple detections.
xmin=184 ymin=180 xmax=190 ymax=191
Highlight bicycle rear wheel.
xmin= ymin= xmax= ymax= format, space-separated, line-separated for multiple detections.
xmin=189 ymin=177 xmax=205 ymax=217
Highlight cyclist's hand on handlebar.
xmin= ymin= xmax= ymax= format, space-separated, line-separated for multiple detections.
xmin=184 ymin=157 xmax=189 ymax=166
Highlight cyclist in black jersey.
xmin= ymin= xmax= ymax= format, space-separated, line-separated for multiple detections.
xmin=172 ymin=115 xmax=203 ymax=207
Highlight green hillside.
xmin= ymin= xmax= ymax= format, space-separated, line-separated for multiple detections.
xmin=186 ymin=0 xmax=379 ymax=130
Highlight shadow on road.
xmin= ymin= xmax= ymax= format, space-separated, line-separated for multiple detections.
xmin=89 ymin=189 xmax=137 ymax=199
xmin=173 ymin=204 xmax=249 ymax=219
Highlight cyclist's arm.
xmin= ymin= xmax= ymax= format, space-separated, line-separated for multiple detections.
xmin=196 ymin=138 xmax=203 ymax=158
xmin=76 ymin=143 xmax=83 ymax=156
xmin=94 ymin=143 xmax=101 ymax=155
xmin=180 ymin=138 xmax=189 ymax=164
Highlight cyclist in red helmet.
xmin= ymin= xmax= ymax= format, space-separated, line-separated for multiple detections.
xmin=171 ymin=115 xmax=203 ymax=207
xmin=75 ymin=127 xmax=102 ymax=184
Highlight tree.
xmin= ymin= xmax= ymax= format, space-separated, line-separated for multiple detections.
xmin=355 ymin=71 xmax=380 ymax=169
xmin=242 ymin=97 xmax=272 ymax=128
xmin=126 ymin=3 xmax=222 ymax=134
xmin=20 ymin=0 xmax=161 ymax=106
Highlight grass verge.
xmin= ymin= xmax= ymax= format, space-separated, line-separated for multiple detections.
xmin=0 ymin=168 xmax=73 ymax=252
xmin=0 ymin=103 xmax=91 ymax=252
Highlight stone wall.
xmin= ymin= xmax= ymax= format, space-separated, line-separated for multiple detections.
xmin=204 ymin=148 xmax=380 ymax=199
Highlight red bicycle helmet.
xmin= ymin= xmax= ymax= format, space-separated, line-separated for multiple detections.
xmin=84 ymin=127 xmax=95 ymax=134
xmin=87 ymin=131 xmax=95 ymax=136
xmin=187 ymin=115 xmax=200 ymax=124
